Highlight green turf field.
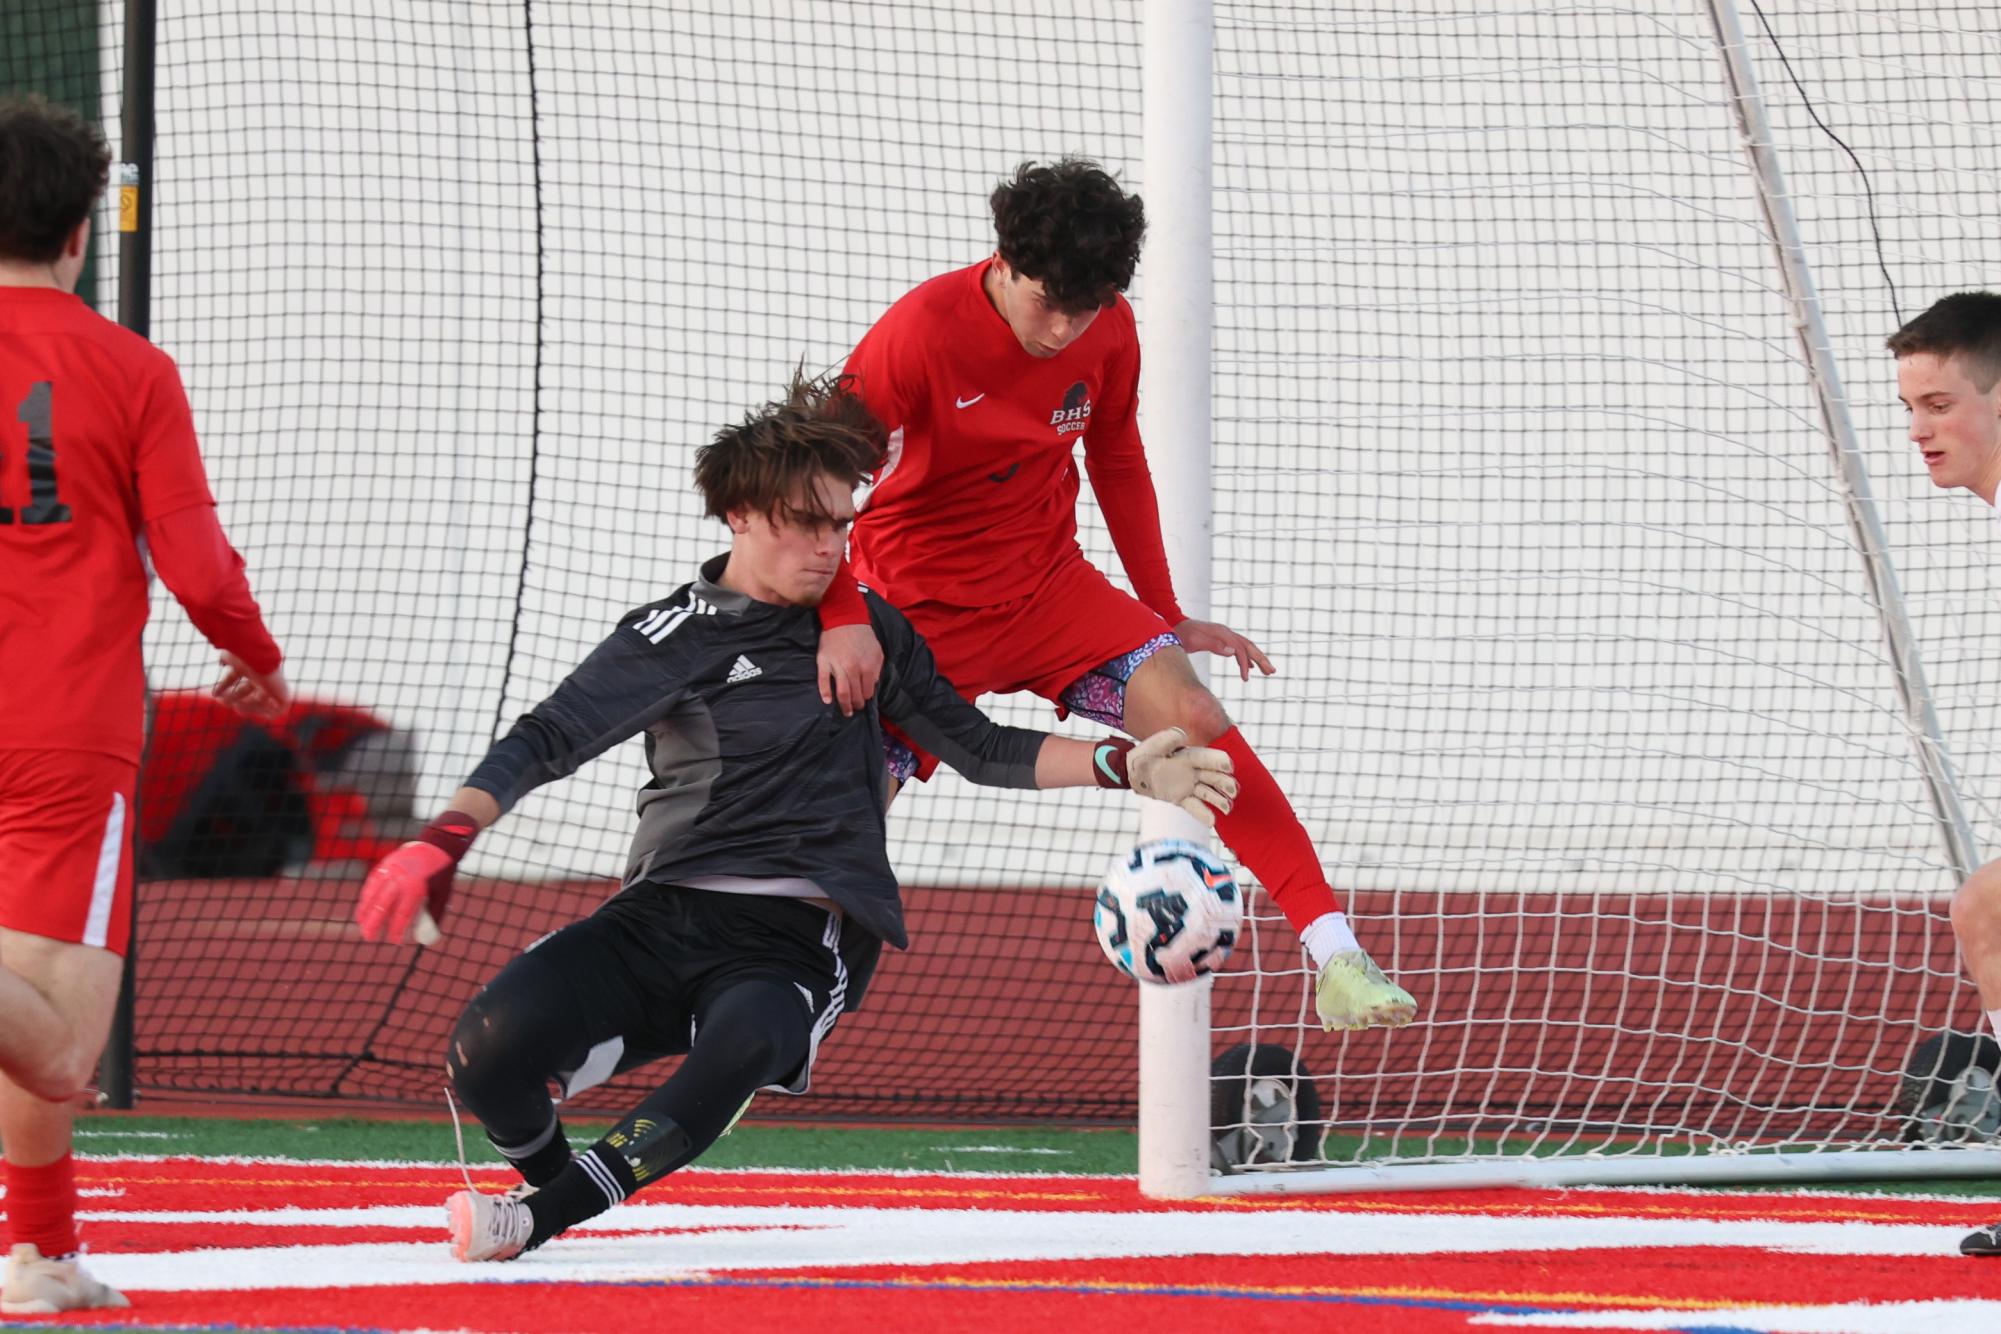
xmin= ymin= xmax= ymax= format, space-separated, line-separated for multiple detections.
xmin=72 ymin=1115 xmax=1140 ymax=1175
xmin=67 ymin=1115 xmax=2001 ymax=1199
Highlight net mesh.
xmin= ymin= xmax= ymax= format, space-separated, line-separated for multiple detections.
xmin=8 ymin=2 xmax=1999 ymax=1146
xmin=1209 ymin=0 xmax=2001 ymax=1169
xmin=110 ymin=0 xmax=1150 ymax=1121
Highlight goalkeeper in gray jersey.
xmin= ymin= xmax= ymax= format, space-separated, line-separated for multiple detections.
xmin=352 ymin=371 xmax=1236 ymax=1262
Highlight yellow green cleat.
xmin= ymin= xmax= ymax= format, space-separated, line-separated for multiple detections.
xmin=1314 ymin=949 xmax=1418 ymax=1032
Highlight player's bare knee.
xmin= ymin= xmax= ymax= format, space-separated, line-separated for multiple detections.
xmin=24 ymin=1043 xmax=94 ymax=1104
xmin=1173 ymin=686 xmax=1232 ymax=746
xmin=1951 ymin=863 xmax=2001 ymax=949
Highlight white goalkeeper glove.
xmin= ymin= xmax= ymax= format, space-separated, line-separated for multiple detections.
xmin=1092 ymin=727 xmax=1239 ymax=826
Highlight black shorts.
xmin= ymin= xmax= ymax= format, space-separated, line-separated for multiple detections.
xmin=514 ymin=883 xmax=881 ymax=1099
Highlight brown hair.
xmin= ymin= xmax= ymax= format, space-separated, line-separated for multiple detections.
xmin=695 ymin=370 xmax=886 ymax=525
xmin=1886 ymin=292 xmax=2001 ymax=392
xmin=0 ymin=95 xmax=112 ymax=264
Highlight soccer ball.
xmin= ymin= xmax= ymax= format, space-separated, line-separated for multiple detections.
xmin=1093 ymin=839 xmax=1242 ymax=984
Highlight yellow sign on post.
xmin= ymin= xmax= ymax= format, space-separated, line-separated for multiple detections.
xmin=116 ymin=163 xmax=140 ymax=233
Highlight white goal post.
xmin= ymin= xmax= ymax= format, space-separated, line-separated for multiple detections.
xmin=1137 ymin=0 xmax=2001 ymax=1197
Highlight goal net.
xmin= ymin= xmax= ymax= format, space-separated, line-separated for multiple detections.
xmin=1200 ymin=0 xmax=2001 ymax=1189
xmin=9 ymin=0 xmax=2001 ymax=1175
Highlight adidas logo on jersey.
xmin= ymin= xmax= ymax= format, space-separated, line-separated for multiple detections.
xmin=725 ymin=654 xmax=762 ymax=685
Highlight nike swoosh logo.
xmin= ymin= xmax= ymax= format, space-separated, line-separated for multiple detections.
xmin=988 ymin=462 xmax=1020 ymax=483
xmin=955 ymin=393 xmax=985 ymax=409
xmin=1093 ymin=744 xmax=1124 ymax=786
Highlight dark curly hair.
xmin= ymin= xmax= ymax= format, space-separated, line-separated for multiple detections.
xmin=990 ymin=158 xmax=1146 ymax=314
xmin=0 ymin=95 xmax=111 ymax=264
xmin=695 ymin=370 xmax=886 ymax=526
xmin=1887 ymin=292 xmax=2001 ymax=392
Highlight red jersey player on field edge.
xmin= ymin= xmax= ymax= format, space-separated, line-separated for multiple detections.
xmin=0 ymin=95 xmax=288 ymax=1315
xmin=813 ymin=158 xmax=1416 ymax=1034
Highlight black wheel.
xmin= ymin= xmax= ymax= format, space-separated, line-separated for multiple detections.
xmin=1897 ymin=1030 xmax=2001 ymax=1143
xmin=1210 ymin=1042 xmax=1321 ymax=1170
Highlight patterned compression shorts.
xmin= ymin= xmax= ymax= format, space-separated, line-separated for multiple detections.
xmin=881 ymin=632 xmax=1180 ymax=783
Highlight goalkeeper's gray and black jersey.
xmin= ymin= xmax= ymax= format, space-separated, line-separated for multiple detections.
xmin=462 ymin=553 xmax=1043 ymax=950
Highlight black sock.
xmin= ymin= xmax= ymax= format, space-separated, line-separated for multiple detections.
xmin=522 ymin=979 xmax=809 ymax=1249
xmin=490 ymin=1116 xmax=574 ymax=1189
xmin=526 ymin=1142 xmax=637 ymax=1248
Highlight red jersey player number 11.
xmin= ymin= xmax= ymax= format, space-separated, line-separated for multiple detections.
xmin=0 ymin=93 xmax=289 ymax=1315
xmin=8 ymin=381 xmax=74 ymax=524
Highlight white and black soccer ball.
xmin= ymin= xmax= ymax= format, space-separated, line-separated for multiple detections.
xmin=1093 ymin=839 xmax=1242 ymax=985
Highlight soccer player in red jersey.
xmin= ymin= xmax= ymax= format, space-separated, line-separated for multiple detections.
xmin=0 ymin=96 xmax=288 ymax=1313
xmin=814 ymin=159 xmax=1417 ymax=1033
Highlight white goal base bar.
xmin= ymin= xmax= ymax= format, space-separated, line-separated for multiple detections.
xmin=1181 ymin=1148 xmax=2001 ymax=1199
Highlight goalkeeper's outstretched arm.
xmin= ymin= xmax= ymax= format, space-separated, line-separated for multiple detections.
xmin=869 ymin=594 xmax=1237 ymax=825
xmin=356 ymin=605 xmax=699 ymax=945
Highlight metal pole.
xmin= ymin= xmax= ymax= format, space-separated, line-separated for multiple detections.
xmin=101 ymin=0 xmax=158 ymax=1111
xmin=1137 ymin=0 xmax=1216 ymax=1200
xmin=1703 ymin=0 xmax=1982 ymax=882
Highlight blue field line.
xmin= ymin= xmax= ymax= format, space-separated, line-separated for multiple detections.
xmin=617 ymin=1273 xmax=1558 ymax=1314
xmin=0 ymin=1325 xmax=382 ymax=1334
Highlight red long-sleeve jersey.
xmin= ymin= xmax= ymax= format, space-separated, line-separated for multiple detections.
xmin=0 ymin=287 xmax=280 ymax=765
xmin=831 ymin=259 xmax=1184 ymax=626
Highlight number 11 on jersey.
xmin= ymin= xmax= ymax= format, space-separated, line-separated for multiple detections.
xmin=8 ymin=381 xmax=74 ymax=525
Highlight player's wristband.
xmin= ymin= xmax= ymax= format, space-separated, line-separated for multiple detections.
xmin=1091 ymin=738 xmax=1135 ymax=789
xmin=417 ymin=810 xmax=481 ymax=863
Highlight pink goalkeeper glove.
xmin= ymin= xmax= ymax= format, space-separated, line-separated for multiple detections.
xmin=355 ymin=810 xmax=479 ymax=945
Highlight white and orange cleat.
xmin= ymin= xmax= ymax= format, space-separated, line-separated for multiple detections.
xmin=446 ymin=1188 xmax=533 ymax=1262
xmin=1 ymin=1244 xmax=129 ymax=1315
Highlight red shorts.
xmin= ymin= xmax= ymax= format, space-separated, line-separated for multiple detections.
xmin=884 ymin=557 xmax=1173 ymax=781
xmin=0 ymin=750 xmax=138 ymax=955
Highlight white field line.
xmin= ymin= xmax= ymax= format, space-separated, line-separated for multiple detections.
xmin=70 ymin=1155 xmax=2001 ymax=1205
xmin=74 ymin=1202 xmax=1968 ymax=1293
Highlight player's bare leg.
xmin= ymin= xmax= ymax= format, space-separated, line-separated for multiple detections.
xmin=1950 ymin=860 xmax=2001 ymax=1033
xmin=1122 ymin=644 xmax=1233 ymax=747
xmin=1950 ymin=860 xmax=2001 ymax=1257
xmin=1122 ymin=647 xmax=1416 ymax=1032
xmin=0 ymin=929 xmax=128 ymax=1313
xmin=0 ymin=929 xmax=122 ymax=1104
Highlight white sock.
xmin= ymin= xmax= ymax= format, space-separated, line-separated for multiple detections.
xmin=1987 ymin=1009 xmax=2001 ymax=1047
xmin=1300 ymin=911 xmax=1360 ymax=970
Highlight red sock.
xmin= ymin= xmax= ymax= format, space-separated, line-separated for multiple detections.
xmin=4 ymin=1153 xmax=78 ymax=1258
xmin=1210 ymin=727 xmax=1342 ymax=932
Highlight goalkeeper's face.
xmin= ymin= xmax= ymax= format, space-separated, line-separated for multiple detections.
xmin=986 ymin=259 xmax=1103 ymax=359
xmin=1899 ymin=351 xmax=2001 ymax=500
xmin=726 ymin=471 xmax=856 ymax=607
